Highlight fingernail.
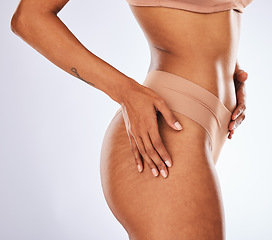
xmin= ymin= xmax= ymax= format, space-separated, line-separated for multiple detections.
xmin=165 ymin=160 xmax=172 ymax=167
xmin=160 ymin=169 xmax=167 ymax=178
xmin=137 ymin=164 xmax=142 ymax=172
xmin=174 ymin=121 xmax=182 ymax=130
xmin=152 ymin=168 xmax=158 ymax=177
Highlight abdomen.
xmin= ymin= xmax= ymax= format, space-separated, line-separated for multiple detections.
xmin=130 ymin=5 xmax=241 ymax=113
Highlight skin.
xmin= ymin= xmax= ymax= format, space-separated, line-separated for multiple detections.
xmin=228 ymin=62 xmax=247 ymax=139
xmin=128 ymin=6 xmax=247 ymax=174
xmin=10 ymin=0 xmax=247 ymax=178
xmin=11 ymin=1 xmax=248 ymax=239
xmin=11 ymin=0 xmax=183 ymax=178
xmin=100 ymin=7 xmax=249 ymax=239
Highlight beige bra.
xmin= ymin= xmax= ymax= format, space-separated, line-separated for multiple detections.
xmin=125 ymin=0 xmax=253 ymax=13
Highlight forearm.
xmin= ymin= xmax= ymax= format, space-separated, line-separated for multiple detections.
xmin=10 ymin=4 xmax=134 ymax=104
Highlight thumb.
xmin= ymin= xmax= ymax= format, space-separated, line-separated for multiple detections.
xmin=235 ymin=69 xmax=248 ymax=83
xmin=155 ymin=101 xmax=183 ymax=131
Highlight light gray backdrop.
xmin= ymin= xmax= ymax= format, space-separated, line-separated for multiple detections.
xmin=0 ymin=0 xmax=271 ymax=239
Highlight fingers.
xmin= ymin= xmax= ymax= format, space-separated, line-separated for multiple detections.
xmin=234 ymin=60 xmax=248 ymax=83
xmin=126 ymin=106 xmax=173 ymax=177
xmin=228 ymin=101 xmax=246 ymax=139
xmin=155 ymin=98 xmax=183 ymax=131
xmin=142 ymin=132 xmax=170 ymax=178
xmin=132 ymin=120 xmax=172 ymax=178
xmin=235 ymin=70 xmax=248 ymax=83
xmin=121 ymin=88 xmax=180 ymax=178
xmin=148 ymin=121 xmax=173 ymax=168
xmin=231 ymin=103 xmax=246 ymax=121
xmin=127 ymin=132 xmax=143 ymax=173
xmin=228 ymin=111 xmax=246 ymax=139
xmin=228 ymin=129 xmax=234 ymax=139
xmin=230 ymin=112 xmax=246 ymax=131
xmin=133 ymin=134 xmax=160 ymax=177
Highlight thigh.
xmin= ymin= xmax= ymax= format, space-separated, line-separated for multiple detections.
xmin=100 ymin=110 xmax=225 ymax=240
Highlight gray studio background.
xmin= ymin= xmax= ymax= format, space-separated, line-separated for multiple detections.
xmin=0 ymin=0 xmax=271 ymax=239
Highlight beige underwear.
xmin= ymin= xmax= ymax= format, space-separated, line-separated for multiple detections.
xmin=114 ymin=70 xmax=232 ymax=163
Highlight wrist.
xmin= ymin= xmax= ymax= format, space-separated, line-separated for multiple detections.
xmin=109 ymin=76 xmax=140 ymax=105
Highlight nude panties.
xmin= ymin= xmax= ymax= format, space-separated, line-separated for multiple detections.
xmin=114 ymin=70 xmax=232 ymax=163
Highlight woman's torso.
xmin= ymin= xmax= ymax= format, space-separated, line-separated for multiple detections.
xmin=129 ymin=5 xmax=241 ymax=112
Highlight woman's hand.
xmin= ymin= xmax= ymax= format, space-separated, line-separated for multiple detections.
xmin=228 ymin=61 xmax=248 ymax=139
xmin=119 ymin=81 xmax=183 ymax=178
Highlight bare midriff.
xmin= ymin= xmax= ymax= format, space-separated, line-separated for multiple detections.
xmin=129 ymin=6 xmax=241 ymax=112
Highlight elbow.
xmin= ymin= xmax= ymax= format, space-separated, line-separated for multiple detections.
xmin=10 ymin=10 xmax=25 ymax=36
xmin=10 ymin=1 xmax=63 ymax=35
xmin=10 ymin=12 xmax=18 ymax=34
xmin=10 ymin=1 xmax=64 ymax=35
xmin=10 ymin=7 xmax=35 ymax=37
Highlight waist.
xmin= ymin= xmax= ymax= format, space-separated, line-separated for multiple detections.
xmin=129 ymin=6 xmax=241 ymax=112
xmin=147 ymin=52 xmax=237 ymax=113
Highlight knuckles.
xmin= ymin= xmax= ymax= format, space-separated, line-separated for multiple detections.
xmin=153 ymin=140 xmax=163 ymax=150
xmin=156 ymin=98 xmax=166 ymax=107
xmin=146 ymin=148 xmax=156 ymax=156
xmin=138 ymin=147 xmax=146 ymax=155
xmin=241 ymin=104 xmax=246 ymax=111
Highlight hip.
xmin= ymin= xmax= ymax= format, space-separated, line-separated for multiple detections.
xmin=114 ymin=69 xmax=233 ymax=163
